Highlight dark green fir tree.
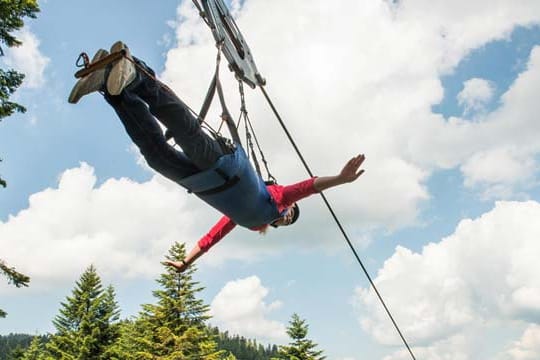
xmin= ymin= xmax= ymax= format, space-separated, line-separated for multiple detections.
xmin=0 ymin=0 xmax=40 ymax=188
xmin=112 ymin=242 xmax=224 ymax=359
xmin=46 ymin=265 xmax=120 ymax=359
xmin=272 ymin=314 xmax=325 ymax=360
xmin=19 ymin=336 xmax=47 ymax=360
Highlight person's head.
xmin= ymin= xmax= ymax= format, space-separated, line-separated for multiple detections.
xmin=271 ymin=203 xmax=300 ymax=228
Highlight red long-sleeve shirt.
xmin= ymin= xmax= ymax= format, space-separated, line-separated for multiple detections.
xmin=198 ymin=177 xmax=318 ymax=252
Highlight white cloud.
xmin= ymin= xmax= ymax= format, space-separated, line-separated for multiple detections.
xmin=460 ymin=147 xmax=537 ymax=199
xmin=0 ymin=162 xmax=202 ymax=291
xmin=353 ymin=201 xmax=540 ymax=357
xmin=457 ymin=78 xmax=495 ymax=115
xmin=1 ymin=28 xmax=49 ymax=88
xmin=159 ymin=0 xmax=540 ymax=232
xmin=210 ymin=276 xmax=287 ymax=341
xmin=503 ymin=324 xmax=540 ymax=360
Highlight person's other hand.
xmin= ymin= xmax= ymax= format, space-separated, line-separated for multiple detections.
xmin=339 ymin=154 xmax=365 ymax=183
xmin=162 ymin=260 xmax=189 ymax=273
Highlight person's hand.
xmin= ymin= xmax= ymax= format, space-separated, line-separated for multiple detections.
xmin=162 ymin=259 xmax=189 ymax=273
xmin=339 ymin=154 xmax=365 ymax=183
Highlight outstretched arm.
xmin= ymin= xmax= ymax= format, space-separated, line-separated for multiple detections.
xmin=313 ymin=154 xmax=365 ymax=192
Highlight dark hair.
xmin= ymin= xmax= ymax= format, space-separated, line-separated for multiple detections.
xmin=270 ymin=203 xmax=300 ymax=228
xmin=290 ymin=203 xmax=300 ymax=225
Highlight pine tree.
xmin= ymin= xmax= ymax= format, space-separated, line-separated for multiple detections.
xmin=46 ymin=265 xmax=120 ymax=359
xmin=0 ymin=0 xmax=40 ymax=188
xmin=0 ymin=259 xmax=30 ymax=318
xmin=0 ymin=0 xmax=39 ymax=117
xmin=273 ymin=314 xmax=325 ymax=360
xmin=19 ymin=336 xmax=46 ymax=360
xmin=113 ymin=242 xmax=223 ymax=359
xmin=107 ymin=318 xmax=151 ymax=359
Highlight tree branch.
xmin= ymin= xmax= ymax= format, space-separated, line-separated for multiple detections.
xmin=0 ymin=259 xmax=30 ymax=288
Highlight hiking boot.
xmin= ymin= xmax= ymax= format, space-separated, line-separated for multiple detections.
xmin=68 ymin=49 xmax=109 ymax=104
xmin=106 ymin=41 xmax=136 ymax=95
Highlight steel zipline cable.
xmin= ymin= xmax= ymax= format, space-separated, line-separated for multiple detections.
xmin=258 ymin=85 xmax=418 ymax=360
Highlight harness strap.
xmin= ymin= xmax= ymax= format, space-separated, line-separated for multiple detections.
xmin=193 ymin=175 xmax=240 ymax=196
xmin=199 ymin=75 xmax=217 ymax=121
xmin=182 ymin=152 xmax=239 ymax=196
xmin=74 ymin=50 xmax=125 ymax=78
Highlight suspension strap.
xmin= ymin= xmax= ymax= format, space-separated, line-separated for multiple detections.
xmin=197 ymin=42 xmax=241 ymax=144
xmin=199 ymin=75 xmax=217 ymax=121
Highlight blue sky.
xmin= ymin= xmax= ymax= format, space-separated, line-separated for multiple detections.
xmin=2 ymin=1 xmax=540 ymax=359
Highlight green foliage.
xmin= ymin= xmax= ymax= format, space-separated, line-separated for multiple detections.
xmin=0 ymin=260 xmax=30 ymax=288
xmin=211 ymin=327 xmax=279 ymax=360
xmin=0 ymin=0 xmax=40 ymax=323
xmin=0 ymin=0 xmax=40 ymax=119
xmin=1 ymin=248 xmax=302 ymax=360
xmin=112 ymin=242 xmax=224 ymax=359
xmin=0 ymin=68 xmax=25 ymax=119
xmin=46 ymin=265 xmax=121 ymax=359
xmin=0 ymin=334 xmax=34 ymax=360
xmin=272 ymin=314 xmax=325 ymax=360
xmin=19 ymin=336 xmax=47 ymax=360
xmin=0 ymin=0 xmax=39 ymax=53
xmin=1 ymin=252 xmax=288 ymax=360
xmin=0 ymin=0 xmax=40 ymax=188
xmin=0 ymin=259 xmax=30 ymax=318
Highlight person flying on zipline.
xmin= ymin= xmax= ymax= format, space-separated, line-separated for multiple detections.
xmin=69 ymin=41 xmax=366 ymax=272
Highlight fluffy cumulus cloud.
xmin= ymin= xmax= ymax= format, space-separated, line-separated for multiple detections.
xmin=210 ymin=276 xmax=286 ymax=341
xmin=160 ymin=0 xmax=540 ymax=234
xmin=0 ymin=163 xmax=204 ymax=291
xmin=354 ymin=200 xmax=540 ymax=358
xmin=457 ymin=78 xmax=495 ymax=115
xmin=1 ymin=28 xmax=49 ymax=88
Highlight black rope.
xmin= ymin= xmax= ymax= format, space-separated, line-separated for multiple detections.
xmin=244 ymin=115 xmax=262 ymax=176
xmin=258 ymin=85 xmax=417 ymax=360
xmin=238 ymin=80 xmax=276 ymax=182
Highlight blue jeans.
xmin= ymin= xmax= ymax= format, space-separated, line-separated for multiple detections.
xmin=104 ymin=59 xmax=225 ymax=184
